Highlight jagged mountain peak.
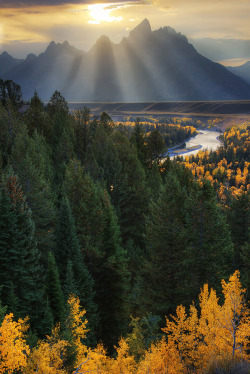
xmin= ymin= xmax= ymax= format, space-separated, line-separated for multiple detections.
xmin=44 ymin=40 xmax=79 ymax=56
xmin=96 ymin=34 xmax=112 ymax=44
xmin=47 ymin=40 xmax=56 ymax=49
xmin=129 ymin=18 xmax=152 ymax=38
xmin=90 ymin=34 xmax=114 ymax=54
xmin=1 ymin=51 xmax=12 ymax=57
xmin=153 ymin=25 xmax=189 ymax=44
xmin=62 ymin=40 xmax=70 ymax=47
xmin=0 ymin=51 xmax=24 ymax=76
xmin=26 ymin=53 xmax=37 ymax=62
xmin=0 ymin=50 xmax=23 ymax=61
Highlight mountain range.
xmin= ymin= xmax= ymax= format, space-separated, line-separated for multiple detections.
xmin=1 ymin=19 xmax=250 ymax=102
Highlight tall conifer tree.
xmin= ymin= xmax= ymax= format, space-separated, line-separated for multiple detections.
xmin=111 ymin=131 xmax=149 ymax=255
xmin=10 ymin=126 xmax=55 ymax=259
xmin=139 ymin=172 xmax=187 ymax=319
xmin=44 ymin=251 xmax=65 ymax=325
xmin=0 ymin=173 xmax=43 ymax=327
xmin=96 ymin=190 xmax=130 ymax=348
xmin=64 ymin=159 xmax=104 ymax=263
xmin=54 ymin=197 xmax=98 ymax=336
xmin=228 ymin=191 xmax=250 ymax=271
xmin=183 ymin=179 xmax=234 ymax=301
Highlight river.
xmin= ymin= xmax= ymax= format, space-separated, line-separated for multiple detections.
xmin=170 ymin=129 xmax=222 ymax=158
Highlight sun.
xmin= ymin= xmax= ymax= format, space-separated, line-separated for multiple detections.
xmin=88 ymin=3 xmax=123 ymax=24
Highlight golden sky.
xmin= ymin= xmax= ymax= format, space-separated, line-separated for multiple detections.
xmin=0 ymin=0 xmax=249 ymax=59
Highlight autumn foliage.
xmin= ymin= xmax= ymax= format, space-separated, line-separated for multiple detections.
xmin=177 ymin=125 xmax=250 ymax=201
xmin=0 ymin=272 xmax=249 ymax=373
xmin=163 ymin=271 xmax=250 ymax=373
xmin=0 ymin=313 xmax=30 ymax=373
xmin=23 ymin=326 xmax=69 ymax=374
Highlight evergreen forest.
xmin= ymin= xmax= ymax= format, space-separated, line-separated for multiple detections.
xmin=0 ymin=83 xmax=249 ymax=373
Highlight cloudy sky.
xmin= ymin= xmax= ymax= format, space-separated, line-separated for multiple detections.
xmin=0 ymin=0 xmax=250 ymax=64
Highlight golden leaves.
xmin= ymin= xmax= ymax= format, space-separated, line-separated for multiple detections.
xmin=161 ymin=271 xmax=250 ymax=373
xmin=0 ymin=313 xmax=30 ymax=374
xmin=24 ymin=325 xmax=69 ymax=374
xmin=0 ymin=277 xmax=249 ymax=374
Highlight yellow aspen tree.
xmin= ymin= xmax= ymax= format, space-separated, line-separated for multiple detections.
xmin=24 ymin=325 xmax=69 ymax=374
xmin=183 ymin=304 xmax=201 ymax=369
xmin=67 ymin=295 xmax=88 ymax=362
xmin=197 ymin=284 xmax=222 ymax=369
xmin=109 ymin=338 xmax=137 ymax=374
xmin=219 ymin=271 xmax=250 ymax=359
xmin=73 ymin=338 xmax=136 ymax=373
xmin=164 ymin=305 xmax=189 ymax=363
xmin=197 ymin=271 xmax=250 ymax=367
xmin=163 ymin=304 xmax=201 ymax=371
xmin=137 ymin=337 xmax=184 ymax=374
xmin=0 ymin=313 xmax=30 ymax=374
xmin=162 ymin=271 xmax=250 ymax=372
xmin=74 ymin=344 xmax=110 ymax=374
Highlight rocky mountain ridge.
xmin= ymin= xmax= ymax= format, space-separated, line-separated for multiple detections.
xmin=1 ymin=19 xmax=250 ymax=101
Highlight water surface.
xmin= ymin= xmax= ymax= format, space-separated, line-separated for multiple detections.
xmin=170 ymin=129 xmax=222 ymax=158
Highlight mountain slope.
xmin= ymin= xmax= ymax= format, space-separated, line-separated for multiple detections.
xmin=227 ymin=61 xmax=250 ymax=84
xmin=0 ymin=52 xmax=23 ymax=77
xmin=3 ymin=19 xmax=250 ymax=101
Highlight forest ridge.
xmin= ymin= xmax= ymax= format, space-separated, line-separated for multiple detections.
xmin=0 ymin=87 xmax=249 ymax=373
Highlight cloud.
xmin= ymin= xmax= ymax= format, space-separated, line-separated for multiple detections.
xmin=0 ymin=0 xmax=142 ymax=8
xmin=1 ymin=0 xmax=249 ymax=60
xmin=218 ymin=58 xmax=250 ymax=67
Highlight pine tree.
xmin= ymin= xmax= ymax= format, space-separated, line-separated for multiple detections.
xmin=65 ymin=260 xmax=78 ymax=297
xmin=44 ymin=252 xmax=65 ymax=325
xmin=10 ymin=126 xmax=56 ymax=259
xmin=0 ymin=188 xmax=21 ymax=310
xmin=95 ymin=190 xmax=130 ymax=348
xmin=0 ymin=79 xmax=22 ymax=109
xmin=73 ymin=106 xmax=90 ymax=161
xmin=0 ymin=102 xmax=20 ymax=167
xmin=54 ymin=197 xmax=98 ymax=337
xmin=24 ymin=90 xmax=50 ymax=136
xmin=146 ymin=129 xmax=166 ymax=165
xmin=100 ymin=111 xmax=115 ymax=135
xmin=184 ymin=179 xmax=234 ymax=301
xmin=130 ymin=118 xmax=147 ymax=167
xmin=42 ymin=298 xmax=54 ymax=335
xmin=0 ymin=295 xmax=7 ymax=324
xmin=64 ymin=162 xmax=131 ymax=347
xmin=63 ymin=159 xmax=104 ymax=263
xmin=46 ymin=91 xmax=75 ymax=188
xmin=147 ymin=161 xmax=163 ymax=200
xmin=6 ymin=282 xmax=19 ymax=317
xmin=47 ymin=90 xmax=69 ymax=118
xmin=0 ymin=174 xmax=43 ymax=327
xmin=139 ymin=172 xmax=188 ymax=319
xmin=89 ymin=125 xmax=122 ymax=194
xmin=228 ymin=191 xmax=250 ymax=271
xmin=111 ymin=131 xmax=149 ymax=254
xmin=240 ymin=228 xmax=250 ymax=297
xmin=83 ymin=146 xmax=105 ymax=182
